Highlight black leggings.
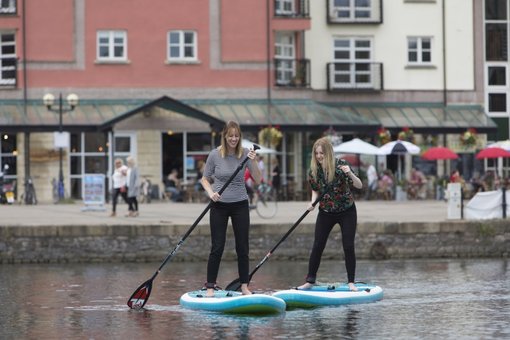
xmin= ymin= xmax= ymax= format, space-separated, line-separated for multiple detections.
xmin=128 ymin=196 xmax=138 ymax=212
xmin=306 ymin=204 xmax=357 ymax=283
xmin=206 ymin=200 xmax=250 ymax=287
xmin=112 ymin=188 xmax=129 ymax=213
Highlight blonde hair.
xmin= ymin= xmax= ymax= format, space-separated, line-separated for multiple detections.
xmin=219 ymin=121 xmax=243 ymax=158
xmin=310 ymin=137 xmax=335 ymax=184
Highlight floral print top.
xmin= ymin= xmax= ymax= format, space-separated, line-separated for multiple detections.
xmin=308 ymin=158 xmax=354 ymax=213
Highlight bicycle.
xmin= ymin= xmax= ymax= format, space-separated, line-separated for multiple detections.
xmin=19 ymin=177 xmax=37 ymax=205
xmin=250 ymin=182 xmax=277 ymax=219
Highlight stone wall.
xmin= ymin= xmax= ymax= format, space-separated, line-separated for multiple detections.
xmin=0 ymin=221 xmax=508 ymax=264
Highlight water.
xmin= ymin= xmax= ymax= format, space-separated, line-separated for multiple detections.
xmin=0 ymin=259 xmax=508 ymax=339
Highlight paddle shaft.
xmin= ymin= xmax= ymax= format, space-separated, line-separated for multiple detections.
xmin=247 ymin=193 xmax=324 ymax=281
xmin=148 ymin=146 xmax=259 ymax=281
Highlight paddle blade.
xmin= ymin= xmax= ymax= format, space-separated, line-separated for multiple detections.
xmin=127 ymin=279 xmax=153 ymax=310
xmin=225 ymin=278 xmax=242 ymax=292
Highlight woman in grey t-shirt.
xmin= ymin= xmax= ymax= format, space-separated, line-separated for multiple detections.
xmin=201 ymin=121 xmax=261 ymax=296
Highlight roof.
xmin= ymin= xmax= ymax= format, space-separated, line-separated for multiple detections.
xmin=322 ymin=102 xmax=498 ymax=134
xmin=0 ymin=97 xmax=497 ymax=134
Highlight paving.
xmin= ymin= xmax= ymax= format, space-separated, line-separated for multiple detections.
xmin=0 ymin=199 xmax=451 ymax=227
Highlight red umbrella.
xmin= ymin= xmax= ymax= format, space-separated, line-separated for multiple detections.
xmin=476 ymin=147 xmax=510 ymax=159
xmin=421 ymin=147 xmax=459 ymax=160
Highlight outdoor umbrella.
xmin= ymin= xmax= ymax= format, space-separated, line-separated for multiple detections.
xmin=242 ymin=139 xmax=276 ymax=154
xmin=487 ymin=140 xmax=510 ymax=151
xmin=475 ymin=147 xmax=510 ymax=160
xmin=378 ymin=140 xmax=421 ymax=180
xmin=334 ymin=138 xmax=380 ymax=173
xmin=421 ymin=146 xmax=459 ymax=161
xmin=333 ymin=138 xmax=380 ymax=155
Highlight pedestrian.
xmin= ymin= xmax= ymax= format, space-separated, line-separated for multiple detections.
xmin=364 ymin=162 xmax=378 ymax=200
xmin=201 ymin=120 xmax=261 ymax=296
xmin=110 ymin=158 xmax=129 ymax=217
xmin=297 ymin=137 xmax=363 ymax=292
xmin=271 ymin=157 xmax=281 ymax=194
xmin=126 ymin=156 xmax=140 ymax=217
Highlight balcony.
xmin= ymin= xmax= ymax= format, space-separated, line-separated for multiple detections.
xmin=274 ymin=58 xmax=310 ymax=88
xmin=327 ymin=0 xmax=383 ymax=24
xmin=0 ymin=58 xmax=17 ymax=87
xmin=275 ymin=0 xmax=310 ymax=18
xmin=327 ymin=62 xmax=383 ymax=91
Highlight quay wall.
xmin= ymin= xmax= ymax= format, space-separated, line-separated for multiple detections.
xmin=0 ymin=221 xmax=508 ymax=264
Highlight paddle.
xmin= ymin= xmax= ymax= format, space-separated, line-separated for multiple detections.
xmin=127 ymin=144 xmax=260 ymax=309
xmin=225 ymin=188 xmax=328 ymax=292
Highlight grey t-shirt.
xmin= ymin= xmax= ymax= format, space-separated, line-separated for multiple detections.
xmin=203 ymin=147 xmax=257 ymax=203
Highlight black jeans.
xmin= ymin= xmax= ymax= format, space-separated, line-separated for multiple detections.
xmin=128 ymin=196 xmax=138 ymax=212
xmin=206 ymin=200 xmax=250 ymax=287
xmin=305 ymin=204 xmax=357 ymax=283
xmin=112 ymin=188 xmax=129 ymax=213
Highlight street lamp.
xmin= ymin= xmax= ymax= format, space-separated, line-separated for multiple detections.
xmin=43 ymin=93 xmax=79 ymax=202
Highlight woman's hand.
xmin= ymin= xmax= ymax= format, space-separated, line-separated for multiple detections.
xmin=340 ymin=165 xmax=351 ymax=174
xmin=209 ymin=191 xmax=221 ymax=202
xmin=307 ymin=201 xmax=316 ymax=211
xmin=247 ymin=148 xmax=257 ymax=160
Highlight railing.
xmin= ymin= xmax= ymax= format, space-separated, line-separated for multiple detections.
xmin=326 ymin=62 xmax=383 ymax=91
xmin=274 ymin=58 xmax=310 ymax=88
xmin=327 ymin=0 xmax=382 ymax=24
xmin=274 ymin=0 xmax=310 ymax=18
xmin=0 ymin=57 xmax=17 ymax=87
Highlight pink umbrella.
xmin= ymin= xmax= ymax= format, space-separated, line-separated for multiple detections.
xmin=476 ymin=147 xmax=510 ymax=159
xmin=421 ymin=147 xmax=459 ymax=160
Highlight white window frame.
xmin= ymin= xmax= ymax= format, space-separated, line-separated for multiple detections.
xmin=332 ymin=37 xmax=373 ymax=89
xmin=331 ymin=0 xmax=372 ymax=20
xmin=275 ymin=0 xmax=294 ymax=15
xmin=407 ymin=37 xmax=432 ymax=65
xmin=275 ymin=32 xmax=296 ymax=85
xmin=0 ymin=32 xmax=16 ymax=85
xmin=0 ymin=0 xmax=16 ymax=14
xmin=485 ymin=63 xmax=509 ymax=117
xmin=96 ymin=30 xmax=127 ymax=62
xmin=167 ymin=30 xmax=197 ymax=62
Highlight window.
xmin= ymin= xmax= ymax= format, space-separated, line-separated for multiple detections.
xmin=0 ymin=0 xmax=16 ymax=14
xmin=485 ymin=0 xmax=507 ymax=20
xmin=489 ymin=93 xmax=507 ymax=112
xmin=168 ymin=31 xmax=197 ymax=62
xmin=407 ymin=37 xmax=432 ymax=64
xmin=488 ymin=66 xmax=506 ymax=86
xmin=486 ymin=24 xmax=508 ymax=61
xmin=332 ymin=0 xmax=372 ymax=19
xmin=331 ymin=37 xmax=374 ymax=88
xmin=96 ymin=31 xmax=127 ymax=62
xmin=275 ymin=0 xmax=294 ymax=15
xmin=275 ymin=33 xmax=295 ymax=85
xmin=0 ymin=33 xmax=16 ymax=86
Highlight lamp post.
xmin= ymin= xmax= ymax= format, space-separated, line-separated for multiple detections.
xmin=43 ymin=93 xmax=79 ymax=202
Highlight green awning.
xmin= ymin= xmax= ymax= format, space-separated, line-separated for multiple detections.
xmin=187 ymin=99 xmax=379 ymax=132
xmin=323 ymin=102 xmax=498 ymax=134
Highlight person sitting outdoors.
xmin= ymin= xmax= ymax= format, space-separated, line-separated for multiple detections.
xmin=407 ymin=167 xmax=427 ymax=200
xmin=164 ymin=168 xmax=183 ymax=202
xmin=377 ymin=169 xmax=394 ymax=200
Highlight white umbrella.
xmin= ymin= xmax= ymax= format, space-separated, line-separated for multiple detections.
xmin=333 ymin=138 xmax=380 ymax=155
xmin=378 ymin=140 xmax=420 ymax=181
xmin=488 ymin=140 xmax=510 ymax=151
xmin=242 ymin=139 xmax=277 ymax=154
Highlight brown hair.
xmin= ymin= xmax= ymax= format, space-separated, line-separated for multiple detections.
xmin=219 ymin=121 xmax=243 ymax=158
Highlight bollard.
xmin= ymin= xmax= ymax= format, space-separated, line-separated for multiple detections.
xmin=502 ymin=187 xmax=507 ymax=219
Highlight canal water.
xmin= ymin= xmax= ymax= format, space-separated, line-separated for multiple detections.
xmin=0 ymin=258 xmax=508 ymax=339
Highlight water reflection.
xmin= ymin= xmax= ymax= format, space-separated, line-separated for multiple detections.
xmin=0 ymin=259 xmax=509 ymax=339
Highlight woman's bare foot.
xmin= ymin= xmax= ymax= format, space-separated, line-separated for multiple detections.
xmin=206 ymin=288 xmax=215 ymax=297
xmin=297 ymin=282 xmax=314 ymax=290
xmin=241 ymin=283 xmax=252 ymax=295
xmin=348 ymin=282 xmax=358 ymax=291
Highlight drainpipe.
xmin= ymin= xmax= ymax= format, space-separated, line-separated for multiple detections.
xmin=442 ymin=0 xmax=447 ymax=106
xmin=22 ymin=0 xmax=31 ymax=203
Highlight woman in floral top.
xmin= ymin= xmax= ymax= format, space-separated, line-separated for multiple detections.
xmin=298 ymin=137 xmax=363 ymax=292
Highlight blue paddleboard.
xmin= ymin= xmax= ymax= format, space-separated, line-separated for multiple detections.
xmin=180 ymin=290 xmax=286 ymax=314
xmin=273 ymin=283 xmax=383 ymax=309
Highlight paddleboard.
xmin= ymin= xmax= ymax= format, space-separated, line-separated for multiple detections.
xmin=273 ymin=283 xmax=383 ymax=309
xmin=180 ymin=290 xmax=286 ymax=314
